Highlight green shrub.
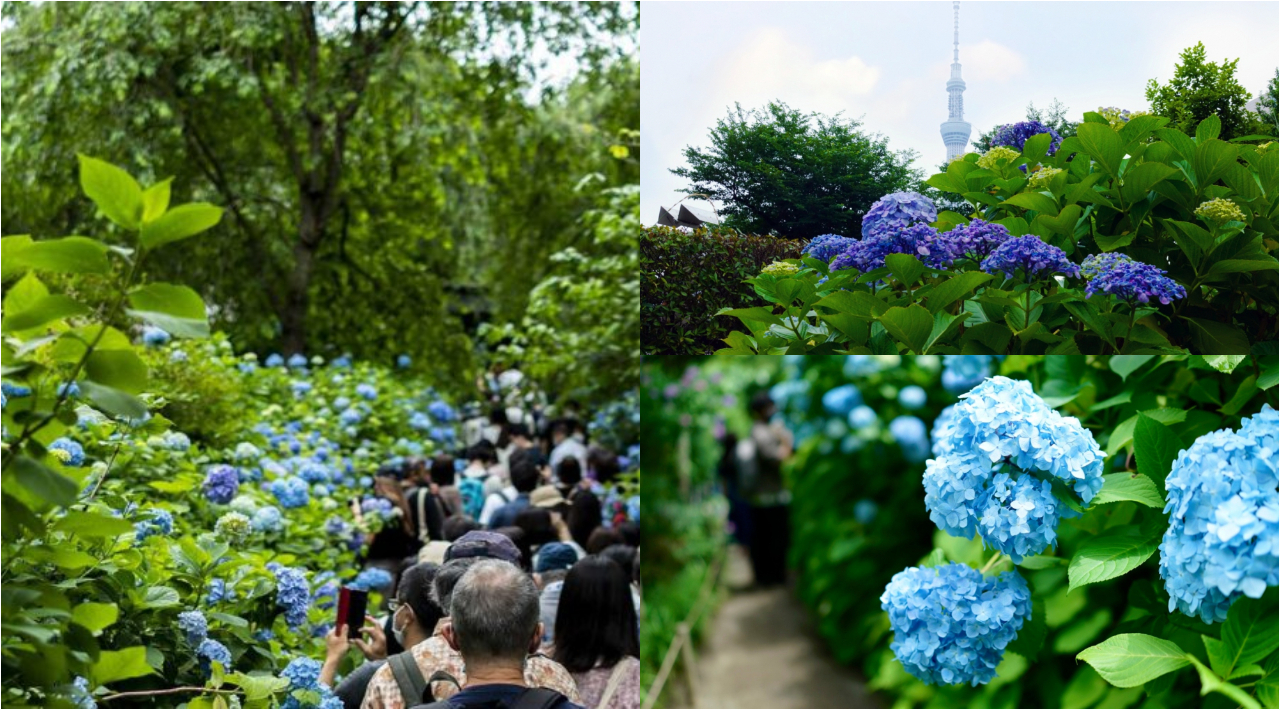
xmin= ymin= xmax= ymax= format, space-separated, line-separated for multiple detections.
xmin=641 ymin=227 xmax=804 ymax=355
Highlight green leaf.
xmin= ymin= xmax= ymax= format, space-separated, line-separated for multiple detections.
xmin=1076 ymin=123 xmax=1127 ymax=178
xmin=2 ymin=236 xmax=111 ymax=275
xmin=1196 ymin=114 xmax=1222 ymax=142
xmin=84 ymin=350 xmax=148 ymax=394
xmin=961 ymin=321 xmax=1013 ymax=353
xmin=141 ymin=178 xmax=173 ymax=223
xmin=884 ymin=253 xmax=926 ymax=289
xmin=127 ymin=283 xmax=210 ymax=338
xmin=1094 ymin=231 xmax=1137 ymax=252
xmin=814 ymin=291 xmax=888 ymax=319
xmin=1184 ymin=317 xmax=1251 ymax=355
xmin=1076 ymin=634 xmax=1191 ymax=688
xmin=1155 ymin=128 xmax=1198 ymax=164
xmin=1202 ymin=355 xmax=1247 ymax=373
xmin=78 ymin=155 xmax=143 ymax=230
xmin=79 ymin=380 xmax=149 ymax=420
xmin=1188 ymin=656 xmax=1263 ymax=709
xmin=1257 ymin=654 xmax=1278 ymax=708
xmin=2 ymin=294 xmax=90 ymax=332
xmin=1206 ymin=258 xmax=1280 ymax=278
xmin=1021 ymin=132 xmax=1054 ymax=166
xmin=227 ymin=672 xmax=291 ymax=701
xmin=716 ymin=307 xmax=784 ymax=328
xmin=11 ymin=456 xmax=78 ymax=506
xmin=1068 ymin=525 xmax=1161 ymax=592
xmin=721 ymin=331 xmax=757 ymax=354
xmin=1036 ymin=204 xmax=1082 ymax=236
xmin=138 ymin=203 xmax=224 ymax=249
xmin=1134 ymin=414 xmax=1183 ymax=488
xmin=1109 ymin=355 xmax=1154 ymax=380
xmin=137 ymin=585 xmax=180 ymax=609
xmin=93 ymin=646 xmax=156 ymax=684
xmin=924 ymin=310 xmax=970 ymax=353
xmin=1220 ymin=375 xmax=1259 ymax=416
xmin=1119 ymin=162 xmax=1177 ymax=203
xmin=877 ymin=304 xmax=933 ymax=354
xmin=1194 ymin=139 xmax=1239 ymax=189
xmin=927 ymin=172 xmax=968 ymax=195
xmin=926 ymin=272 xmax=993 ymax=315
xmin=1018 ymin=555 xmax=1068 ymax=569
xmin=71 ymin=602 xmax=120 ymax=634
xmin=54 ymin=510 xmax=135 ymax=538
xmin=1002 ymin=191 xmax=1059 ymax=215
xmin=1008 ymin=597 xmax=1048 ymax=662
xmin=1092 ymin=473 xmax=1164 ymax=508
xmin=1223 ymin=598 xmax=1280 ymax=673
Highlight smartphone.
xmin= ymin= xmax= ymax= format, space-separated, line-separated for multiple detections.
xmin=336 ymin=586 xmax=369 ymax=638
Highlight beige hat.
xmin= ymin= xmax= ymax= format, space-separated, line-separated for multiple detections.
xmin=530 ymin=485 xmax=566 ymax=508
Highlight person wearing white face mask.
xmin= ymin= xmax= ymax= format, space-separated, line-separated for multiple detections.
xmin=323 ymin=563 xmax=443 ymax=708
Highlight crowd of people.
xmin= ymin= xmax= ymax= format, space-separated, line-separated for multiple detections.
xmin=317 ymin=368 xmax=641 ymax=709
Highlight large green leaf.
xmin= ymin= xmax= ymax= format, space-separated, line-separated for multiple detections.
xmin=2 ymin=236 xmax=111 ymax=275
xmin=1196 ymin=114 xmax=1222 ymax=142
xmin=54 ymin=510 xmax=135 ymax=538
xmin=716 ymin=307 xmax=784 ymax=328
xmin=11 ymin=456 xmax=78 ymax=506
xmin=84 ymin=350 xmax=149 ymax=394
xmin=877 ymin=304 xmax=933 ymax=354
xmin=139 ymin=203 xmax=224 ymax=249
xmin=1092 ymin=473 xmax=1164 ymax=508
xmin=1037 ymin=204 xmax=1082 ymax=236
xmin=1021 ymin=132 xmax=1055 ymax=166
xmin=1119 ymin=162 xmax=1177 ymax=203
xmin=71 ymin=602 xmax=120 ymax=634
xmin=1076 ymin=123 xmax=1127 ymax=178
xmin=93 ymin=646 xmax=156 ymax=684
xmin=926 ymin=272 xmax=993 ymax=315
xmin=927 ymin=172 xmax=968 ymax=195
xmin=127 ymin=283 xmax=210 ymax=338
xmin=141 ymin=178 xmax=173 ymax=223
xmin=1068 ymin=525 xmax=1160 ymax=592
xmin=1134 ymin=414 xmax=1183 ymax=488
xmin=1109 ymin=355 xmax=1154 ymax=380
xmin=1184 ymin=317 xmax=1251 ymax=355
xmin=924 ymin=310 xmax=970 ymax=353
xmin=1223 ymin=598 xmax=1280 ymax=674
xmin=1205 ymin=258 xmax=1280 ymax=278
xmin=1194 ymin=139 xmax=1239 ymax=190
xmin=884 ymin=253 xmax=926 ymax=289
xmin=1002 ymin=191 xmax=1059 ymax=215
xmin=1257 ymin=654 xmax=1278 ymax=708
xmin=1077 ymin=634 xmax=1191 ymax=688
xmin=79 ymin=380 xmax=149 ymax=420
xmin=814 ymin=291 xmax=888 ymax=318
xmin=78 ymin=155 xmax=143 ymax=230
xmin=2 ymin=294 xmax=90 ymax=332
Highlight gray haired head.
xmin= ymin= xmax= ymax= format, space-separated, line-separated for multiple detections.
xmin=449 ymin=559 xmax=540 ymax=665
xmin=433 ymin=557 xmax=478 ymax=612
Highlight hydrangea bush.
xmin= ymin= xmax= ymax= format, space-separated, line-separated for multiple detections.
xmin=715 ymin=112 xmax=1277 ymax=355
xmin=760 ymin=354 xmax=1279 ymax=708
xmin=0 ymin=160 xmax=641 ymax=709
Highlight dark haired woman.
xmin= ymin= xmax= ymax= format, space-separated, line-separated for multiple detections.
xmin=553 ymin=556 xmax=641 ymax=708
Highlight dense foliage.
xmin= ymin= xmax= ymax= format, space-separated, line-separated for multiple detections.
xmin=0 ymin=160 xmax=641 ymax=708
xmin=756 ymin=355 xmax=1277 ymax=708
xmin=640 ymin=227 xmax=805 ymax=355
xmin=715 ymin=112 xmax=1278 ymax=355
xmin=669 ymin=102 xmax=922 ymax=240
xmin=1 ymin=1 xmax=638 ymax=383
xmin=1146 ymin=43 xmax=1277 ymax=142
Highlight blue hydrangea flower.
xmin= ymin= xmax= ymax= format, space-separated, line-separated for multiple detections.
xmin=331 ymin=355 xmax=353 ymax=368
xmin=822 ymin=384 xmax=863 ymax=416
xmin=980 ymin=236 xmax=1080 ymax=281
xmin=941 ymin=355 xmax=997 ymax=395
xmin=1080 ymin=252 xmax=1134 ymax=280
xmin=273 ymin=565 xmax=311 ymax=629
xmin=265 ymin=353 xmax=285 ymax=368
xmin=196 ymin=638 xmax=232 ymax=674
xmin=49 ymin=438 xmax=86 ymax=467
xmin=916 ymin=219 xmax=1012 ymax=268
xmin=160 ymin=431 xmax=191 ymax=451
xmin=291 ymin=381 xmax=313 ymax=397
xmin=169 ymin=350 xmax=189 ymax=363
xmin=844 ymin=356 xmax=880 ymax=377
xmin=356 ymin=383 xmax=377 ymax=401
xmin=282 ymin=656 xmax=323 ymax=691
xmin=271 ymin=476 xmax=310 ymax=509
xmin=134 ymin=509 xmax=174 ymax=541
xmin=977 ymin=473 xmax=1060 ymax=562
xmin=141 ymin=326 xmax=171 ymax=347
xmin=251 ymin=506 xmax=284 ymax=533
xmin=861 ymin=192 xmax=938 ymax=239
xmin=408 ymin=412 xmax=431 ymax=431
xmin=890 ymin=415 xmax=930 ymax=463
xmin=178 ymin=610 xmax=208 ymax=645
xmin=351 ymin=567 xmax=394 ymax=592
xmin=924 ymin=377 xmax=1105 ymax=562
xmin=287 ymin=354 xmax=308 ymax=369
xmin=297 ymin=460 xmax=331 ymax=484
xmin=1085 ymin=260 xmax=1187 ymax=306
xmin=396 ymin=354 xmax=411 ymax=368
xmin=899 ymin=386 xmax=927 ymax=411
xmin=57 ymin=382 xmax=81 ymax=399
xmin=2 ymin=382 xmax=32 ymax=398
xmin=803 ymin=234 xmax=857 ymax=264
xmin=207 ymin=578 xmax=234 ymax=605
xmin=324 ymin=516 xmax=351 ymax=537
xmin=990 ymin=120 xmax=1063 ymax=156
xmin=832 ymin=223 xmax=938 ymax=273
xmin=881 ymin=563 xmax=1032 ymax=686
xmin=202 ymin=464 xmax=240 ymax=505
xmin=69 ymin=676 xmax=96 ymax=709
xmin=428 ymin=400 xmax=456 ymax=422
xmin=854 ymin=499 xmax=879 ymax=525
xmin=313 ymin=580 xmax=340 ymax=611
xmin=849 ymin=405 xmax=878 ymax=429
xmin=1160 ymin=405 xmax=1279 ymax=623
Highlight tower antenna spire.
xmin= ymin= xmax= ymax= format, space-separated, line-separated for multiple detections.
xmin=953 ymin=1 xmax=960 ymax=63
xmin=940 ymin=1 xmax=971 ymax=161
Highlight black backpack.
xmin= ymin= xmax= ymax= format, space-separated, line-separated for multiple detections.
xmin=396 ymin=662 xmax=568 ymax=709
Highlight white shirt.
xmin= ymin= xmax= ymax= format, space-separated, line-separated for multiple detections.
xmin=549 ymin=438 xmax=588 ymax=479
xmin=479 ymin=485 xmax=517 ymax=526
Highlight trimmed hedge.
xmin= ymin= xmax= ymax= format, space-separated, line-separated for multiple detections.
xmin=641 ymin=226 xmax=805 ymax=355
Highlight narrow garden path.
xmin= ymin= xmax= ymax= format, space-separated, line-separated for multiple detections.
xmin=695 ymin=545 xmax=883 ymax=709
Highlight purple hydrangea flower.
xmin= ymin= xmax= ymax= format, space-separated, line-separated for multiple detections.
xmin=802 ymin=234 xmax=857 ymax=264
xmin=1084 ymin=260 xmax=1187 ymax=305
xmin=832 ymin=223 xmax=938 ymax=273
xmin=991 ymin=120 xmax=1063 ymax=156
xmin=980 ymin=236 xmax=1080 ymax=280
xmin=1080 ymin=252 xmax=1135 ymax=280
xmin=861 ymin=192 xmax=938 ymax=239
xmin=202 ymin=465 xmax=240 ymax=505
xmin=917 ymin=219 xmax=1013 ymax=268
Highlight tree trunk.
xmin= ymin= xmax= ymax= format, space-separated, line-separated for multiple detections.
xmin=281 ymin=197 xmax=322 ymax=355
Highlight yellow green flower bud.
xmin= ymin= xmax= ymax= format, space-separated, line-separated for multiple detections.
xmin=1194 ymin=197 xmax=1246 ymax=225
xmin=761 ymin=260 xmax=800 ymax=277
xmin=976 ymin=146 xmax=1021 ymax=171
xmin=1028 ymin=167 xmax=1063 ymax=191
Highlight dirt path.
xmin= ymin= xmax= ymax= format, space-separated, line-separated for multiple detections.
xmin=694 ymin=545 xmax=882 ymax=709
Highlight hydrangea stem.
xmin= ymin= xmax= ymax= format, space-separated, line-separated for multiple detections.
xmin=979 ymin=551 xmax=1004 ymax=574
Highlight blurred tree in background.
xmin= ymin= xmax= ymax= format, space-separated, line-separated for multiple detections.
xmin=1 ymin=1 xmax=637 ymax=400
xmin=1145 ymin=42 xmax=1262 ymax=141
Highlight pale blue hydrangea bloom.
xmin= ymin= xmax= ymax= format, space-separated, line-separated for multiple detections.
xmin=941 ymin=355 xmax=998 ymax=395
xmin=49 ymin=438 xmax=86 ymax=467
xmin=822 ymin=384 xmax=862 ymax=415
xmin=355 ymin=383 xmax=377 ymax=400
xmin=251 ymin=506 xmax=285 ymax=533
xmin=890 ymin=415 xmax=930 ymax=463
xmin=197 ymin=638 xmax=232 ymax=674
xmin=271 ymin=476 xmax=311 ymax=509
xmin=899 ymin=385 xmax=927 ymax=410
xmin=976 ymin=473 xmax=1060 ymax=562
xmin=854 ymin=499 xmax=879 ymax=525
xmin=178 ymin=610 xmax=208 ymax=645
xmin=1159 ymin=405 xmax=1279 ymax=623
xmin=848 ymin=405 xmax=878 ymax=429
xmin=844 ymin=356 xmax=881 ymax=377
xmin=881 ymin=563 xmax=1031 ymax=686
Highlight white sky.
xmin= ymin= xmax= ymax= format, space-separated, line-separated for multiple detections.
xmin=640 ymin=1 xmax=1280 ymax=226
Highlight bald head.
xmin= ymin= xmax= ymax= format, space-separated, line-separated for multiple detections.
xmin=448 ymin=559 xmax=541 ymax=665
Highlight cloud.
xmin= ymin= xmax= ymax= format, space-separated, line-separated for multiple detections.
xmin=950 ymin=40 xmax=1028 ymax=84
xmin=706 ymin=28 xmax=882 ymax=116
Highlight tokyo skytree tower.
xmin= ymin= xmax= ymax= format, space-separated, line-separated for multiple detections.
xmin=940 ymin=1 xmax=972 ymax=161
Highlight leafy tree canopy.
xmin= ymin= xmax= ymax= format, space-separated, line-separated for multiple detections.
xmin=1145 ymin=42 xmax=1258 ymax=141
xmin=671 ymin=101 xmax=921 ymax=240
xmin=1256 ymin=68 xmax=1279 ymax=137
